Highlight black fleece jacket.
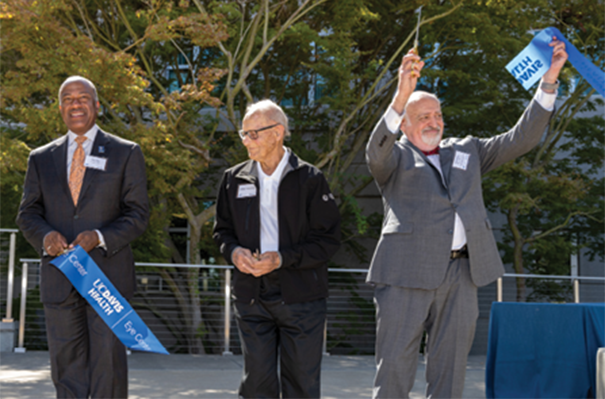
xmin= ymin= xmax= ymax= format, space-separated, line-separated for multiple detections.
xmin=213 ymin=150 xmax=341 ymax=304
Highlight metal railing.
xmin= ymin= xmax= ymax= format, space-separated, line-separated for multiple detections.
xmin=15 ymin=259 xmax=374 ymax=355
xmin=1 ymin=229 xmax=18 ymax=323
xmin=9 ymin=258 xmax=605 ymax=354
xmin=496 ymin=273 xmax=605 ymax=303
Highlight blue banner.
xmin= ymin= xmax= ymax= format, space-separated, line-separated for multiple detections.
xmin=506 ymin=26 xmax=605 ymax=96
xmin=51 ymin=246 xmax=169 ymax=355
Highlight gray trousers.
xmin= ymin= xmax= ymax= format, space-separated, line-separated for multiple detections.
xmin=372 ymin=257 xmax=478 ymax=399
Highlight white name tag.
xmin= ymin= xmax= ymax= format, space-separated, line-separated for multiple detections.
xmin=84 ymin=155 xmax=107 ymax=171
xmin=452 ymin=151 xmax=470 ymax=171
xmin=237 ymin=184 xmax=257 ymax=198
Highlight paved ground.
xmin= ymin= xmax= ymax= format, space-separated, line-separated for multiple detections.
xmin=0 ymin=351 xmax=487 ymax=398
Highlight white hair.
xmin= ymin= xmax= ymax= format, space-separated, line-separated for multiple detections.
xmin=58 ymin=76 xmax=98 ymax=105
xmin=404 ymin=91 xmax=440 ymax=115
xmin=243 ymin=99 xmax=290 ymax=138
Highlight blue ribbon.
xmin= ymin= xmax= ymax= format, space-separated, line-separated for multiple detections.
xmin=506 ymin=26 xmax=605 ymax=96
xmin=51 ymin=246 xmax=169 ymax=355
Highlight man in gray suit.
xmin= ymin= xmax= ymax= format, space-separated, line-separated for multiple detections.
xmin=366 ymin=38 xmax=568 ymax=398
xmin=16 ymin=76 xmax=149 ymax=398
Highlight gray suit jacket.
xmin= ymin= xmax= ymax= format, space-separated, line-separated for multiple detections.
xmin=365 ymin=99 xmax=553 ymax=289
xmin=16 ymin=129 xmax=149 ymax=303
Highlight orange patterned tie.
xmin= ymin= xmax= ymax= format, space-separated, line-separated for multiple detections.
xmin=69 ymin=136 xmax=87 ymax=206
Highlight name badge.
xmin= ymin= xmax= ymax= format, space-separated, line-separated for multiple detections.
xmin=84 ymin=155 xmax=107 ymax=171
xmin=237 ymin=184 xmax=257 ymax=198
xmin=452 ymin=151 xmax=470 ymax=171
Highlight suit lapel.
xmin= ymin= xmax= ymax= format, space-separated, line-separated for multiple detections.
xmin=50 ymin=135 xmax=71 ymax=201
xmin=439 ymin=144 xmax=453 ymax=187
xmin=77 ymin=129 xmax=110 ymax=206
xmin=402 ymin=135 xmax=449 ymax=190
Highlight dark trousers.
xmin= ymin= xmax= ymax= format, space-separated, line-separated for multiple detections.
xmin=234 ymin=297 xmax=327 ymax=399
xmin=43 ymin=290 xmax=128 ymax=399
xmin=372 ymin=258 xmax=478 ymax=399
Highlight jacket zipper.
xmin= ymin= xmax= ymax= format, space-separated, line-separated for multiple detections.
xmin=245 ymin=198 xmax=252 ymax=231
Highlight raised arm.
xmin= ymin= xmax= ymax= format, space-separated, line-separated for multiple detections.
xmin=477 ymin=37 xmax=568 ymax=174
xmin=366 ymin=49 xmax=424 ymax=187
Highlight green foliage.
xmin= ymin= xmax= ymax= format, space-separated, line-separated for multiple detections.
xmin=0 ymin=0 xmax=229 ymax=353
xmin=404 ymin=0 xmax=605 ymax=302
xmin=1 ymin=0 xmax=603 ymax=352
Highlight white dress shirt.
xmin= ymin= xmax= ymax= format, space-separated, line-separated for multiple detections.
xmin=257 ymin=147 xmax=290 ymax=254
xmin=382 ymin=87 xmax=557 ymax=250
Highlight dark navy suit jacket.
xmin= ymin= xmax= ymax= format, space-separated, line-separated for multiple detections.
xmin=17 ymin=129 xmax=149 ymax=303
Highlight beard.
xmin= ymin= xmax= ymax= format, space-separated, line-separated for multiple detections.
xmin=421 ymin=127 xmax=442 ymax=147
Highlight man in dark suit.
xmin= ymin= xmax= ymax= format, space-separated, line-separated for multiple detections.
xmin=16 ymin=76 xmax=149 ymax=398
xmin=365 ymin=38 xmax=568 ymax=398
xmin=213 ymin=99 xmax=340 ymax=398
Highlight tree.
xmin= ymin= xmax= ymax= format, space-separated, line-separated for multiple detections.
xmin=480 ymin=1 xmax=604 ymax=301
xmin=2 ymin=0 xmax=601 ymax=355
xmin=1 ymin=0 xmax=228 ymax=353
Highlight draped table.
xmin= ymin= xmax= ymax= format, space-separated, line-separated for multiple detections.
xmin=486 ymin=302 xmax=605 ymax=398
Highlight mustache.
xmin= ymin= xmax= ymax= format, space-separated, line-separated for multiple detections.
xmin=422 ymin=127 xmax=442 ymax=135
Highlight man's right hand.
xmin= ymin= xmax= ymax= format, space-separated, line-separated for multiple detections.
xmin=232 ymin=247 xmax=258 ymax=275
xmin=43 ymin=231 xmax=68 ymax=257
xmin=391 ymin=49 xmax=425 ymax=115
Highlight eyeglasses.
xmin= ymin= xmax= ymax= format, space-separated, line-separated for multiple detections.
xmin=238 ymin=123 xmax=280 ymax=140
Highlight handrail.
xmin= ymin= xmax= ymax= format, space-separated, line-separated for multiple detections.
xmin=136 ymin=262 xmax=233 ymax=269
xmin=20 ymin=259 xmax=373 ymax=274
xmin=502 ymin=273 xmax=605 ymax=281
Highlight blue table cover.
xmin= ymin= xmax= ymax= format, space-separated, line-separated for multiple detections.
xmin=486 ymin=302 xmax=605 ymax=398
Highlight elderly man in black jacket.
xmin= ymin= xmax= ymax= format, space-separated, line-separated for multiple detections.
xmin=213 ymin=99 xmax=341 ymax=398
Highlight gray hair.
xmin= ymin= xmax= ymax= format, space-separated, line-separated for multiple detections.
xmin=404 ymin=90 xmax=440 ymax=114
xmin=243 ymin=99 xmax=290 ymax=138
xmin=58 ymin=76 xmax=99 ymax=105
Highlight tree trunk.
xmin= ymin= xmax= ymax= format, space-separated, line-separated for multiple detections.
xmin=187 ymin=225 xmax=205 ymax=354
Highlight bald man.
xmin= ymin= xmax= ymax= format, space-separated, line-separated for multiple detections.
xmin=365 ymin=39 xmax=568 ymax=398
xmin=213 ymin=99 xmax=340 ymax=398
xmin=17 ymin=76 xmax=149 ymax=398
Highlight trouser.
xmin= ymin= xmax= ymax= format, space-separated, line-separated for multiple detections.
xmin=372 ymin=257 xmax=478 ymax=399
xmin=234 ymin=297 xmax=327 ymax=398
xmin=44 ymin=289 xmax=128 ymax=399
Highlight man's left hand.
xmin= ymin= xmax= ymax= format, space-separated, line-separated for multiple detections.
xmin=250 ymin=251 xmax=281 ymax=277
xmin=70 ymin=230 xmax=99 ymax=253
xmin=542 ymin=36 xmax=568 ymax=84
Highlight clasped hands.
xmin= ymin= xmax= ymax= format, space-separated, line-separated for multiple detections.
xmin=232 ymin=247 xmax=281 ymax=277
xmin=43 ymin=230 xmax=99 ymax=257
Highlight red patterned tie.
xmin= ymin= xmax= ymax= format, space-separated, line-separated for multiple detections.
xmin=69 ymin=136 xmax=87 ymax=205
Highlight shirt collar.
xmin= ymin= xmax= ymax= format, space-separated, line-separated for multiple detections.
xmin=68 ymin=124 xmax=99 ymax=145
xmin=257 ymin=147 xmax=290 ymax=180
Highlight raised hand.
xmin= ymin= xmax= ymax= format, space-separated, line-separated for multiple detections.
xmin=542 ymin=37 xmax=568 ymax=84
xmin=391 ymin=49 xmax=425 ymax=114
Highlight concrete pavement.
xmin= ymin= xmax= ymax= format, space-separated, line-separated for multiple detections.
xmin=0 ymin=351 xmax=487 ymax=398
